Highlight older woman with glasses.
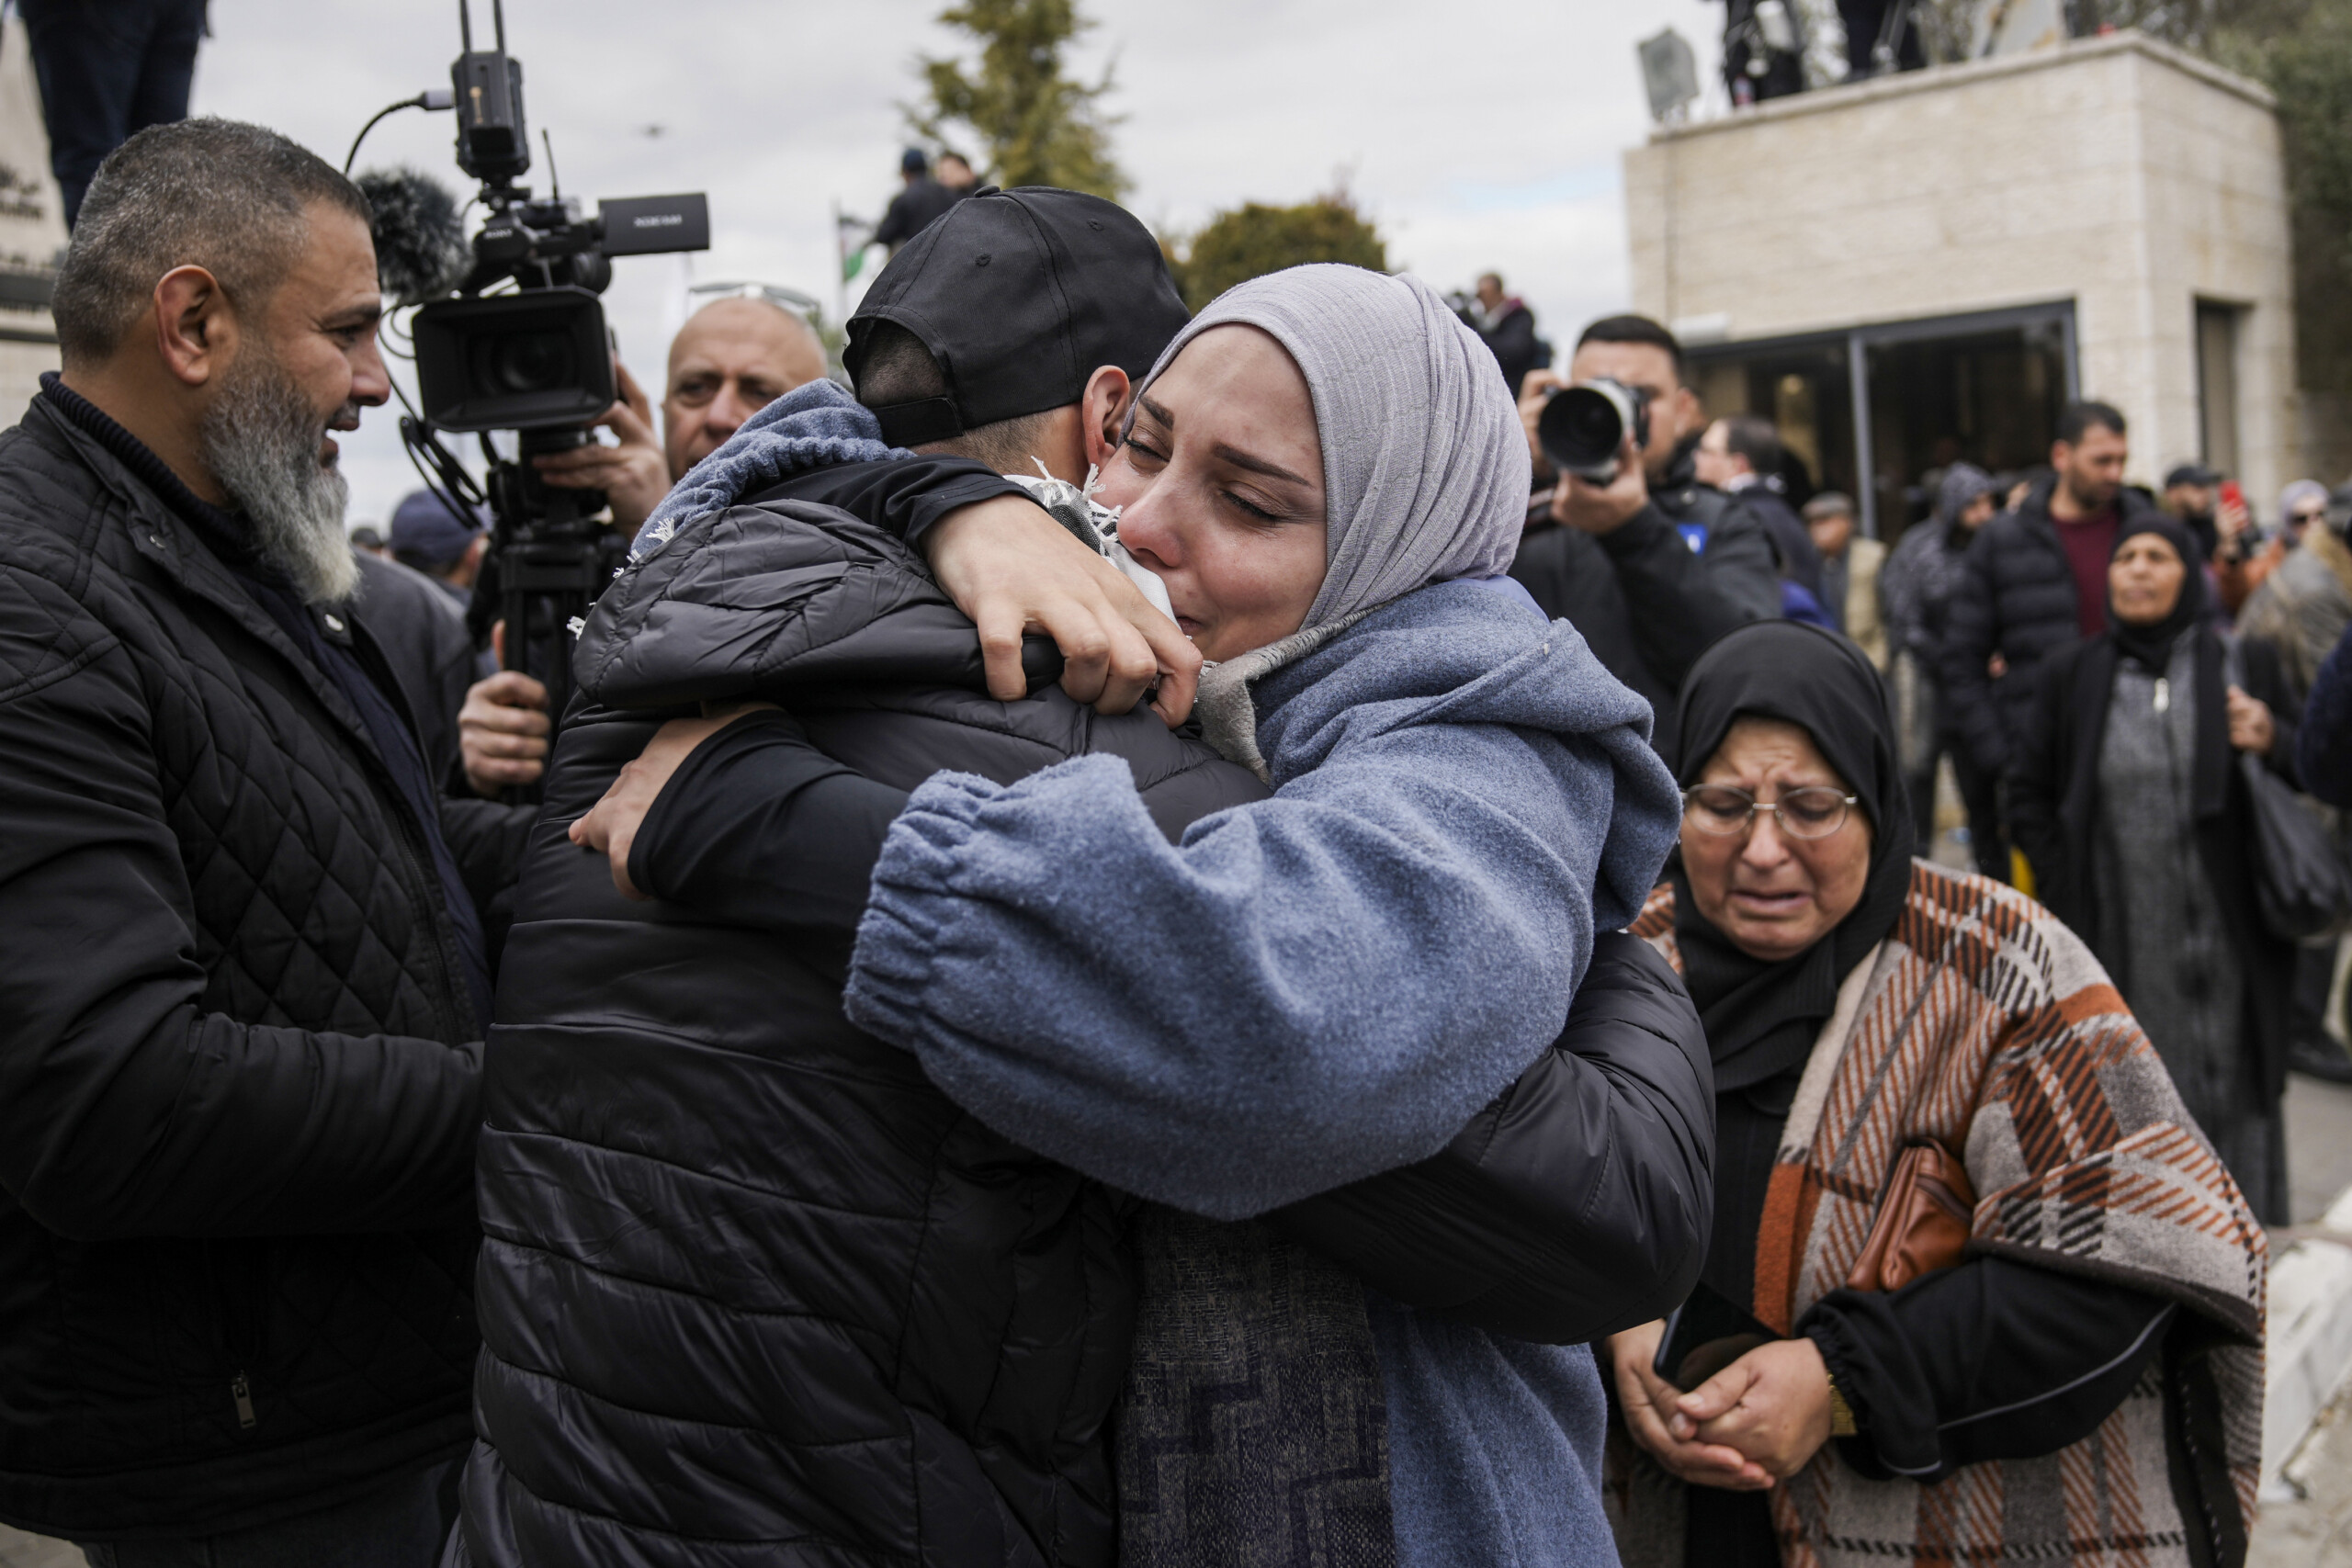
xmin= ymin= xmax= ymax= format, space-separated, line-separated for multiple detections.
xmin=1606 ymin=621 xmax=2265 ymax=1568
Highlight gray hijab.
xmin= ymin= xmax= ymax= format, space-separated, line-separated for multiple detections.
xmin=1135 ymin=264 xmax=1527 ymax=634
xmin=1138 ymin=266 xmax=1529 ymax=774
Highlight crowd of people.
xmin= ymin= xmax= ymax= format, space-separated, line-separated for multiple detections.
xmin=0 ymin=111 xmax=2340 ymax=1568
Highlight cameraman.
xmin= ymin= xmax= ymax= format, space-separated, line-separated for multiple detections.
xmin=1510 ymin=313 xmax=1779 ymax=766
xmin=459 ymin=294 xmax=830 ymax=793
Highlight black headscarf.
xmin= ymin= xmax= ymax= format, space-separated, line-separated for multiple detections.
xmin=2106 ymin=513 xmax=2207 ymax=672
xmin=1670 ymin=622 xmax=1917 ymax=1097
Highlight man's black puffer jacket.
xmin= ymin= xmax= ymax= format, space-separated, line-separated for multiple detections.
xmin=1939 ymin=478 xmax=2164 ymax=773
xmin=458 ymin=500 xmax=1268 ymax=1568
xmin=0 ymin=394 xmax=524 ymax=1540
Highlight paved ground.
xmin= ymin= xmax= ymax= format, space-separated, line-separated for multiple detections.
xmin=2257 ymin=1068 xmax=2352 ymax=1568
xmin=2255 ymin=1359 xmax=2352 ymax=1568
xmin=2288 ymin=1069 xmax=2352 ymax=1224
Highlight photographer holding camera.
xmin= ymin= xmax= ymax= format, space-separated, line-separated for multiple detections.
xmin=1511 ymin=314 xmax=1780 ymax=767
xmin=457 ymin=293 xmax=831 ymax=794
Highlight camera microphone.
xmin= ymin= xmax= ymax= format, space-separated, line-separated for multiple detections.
xmin=356 ymin=166 xmax=472 ymax=309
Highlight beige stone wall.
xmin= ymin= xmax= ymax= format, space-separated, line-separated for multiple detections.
xmin=1624 ymin=32 xmax=2305 ymax=501
xmin=0 ymin=15 xmax=64 ymax=413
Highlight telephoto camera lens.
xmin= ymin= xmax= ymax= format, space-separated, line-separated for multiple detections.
xmin=1537 ymin=378 xmax=1649 ymax=487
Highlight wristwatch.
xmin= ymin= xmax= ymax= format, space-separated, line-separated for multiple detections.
xmin=1825 ymin=1373 xmax=1859 ymax=1438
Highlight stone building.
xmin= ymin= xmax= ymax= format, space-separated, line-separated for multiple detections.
xmin=1623 ymin=29 xmax=2321 ymax=536
xmin=0 ymin=15 xmax=65 ymax=414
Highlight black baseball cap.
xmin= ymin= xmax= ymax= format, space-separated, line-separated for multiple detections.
xmin=846 ymin=186 xmax=1191 ymax=447
xmin=2165 ymin=462 xmax=2222 ymax=489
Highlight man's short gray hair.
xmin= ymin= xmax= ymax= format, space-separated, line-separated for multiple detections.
xmin=853 ymin=319 xmax=1058 ymax=473
xmin=51 ymin=118 xmax=371 ymax=367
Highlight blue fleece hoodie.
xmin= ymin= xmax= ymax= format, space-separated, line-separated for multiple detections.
xmin=846 ymin=572 xmax=1679 ymax=1568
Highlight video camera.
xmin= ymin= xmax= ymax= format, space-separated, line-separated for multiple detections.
xmin=379 ymin=0 xmax=708 ymax=794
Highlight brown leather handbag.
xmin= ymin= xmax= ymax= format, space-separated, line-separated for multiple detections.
xmin=1843 ymin=971 xmax=1978 ymax=1295
xmin=1845 ymin=1135 xmax=1976 ymax=1293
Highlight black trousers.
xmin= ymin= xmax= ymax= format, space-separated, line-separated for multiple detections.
xmin=17 ymin=0 xmax=207 ymax=227
xmin=1907 ymin=735 xmax=2008 ymax=882
xmin=1838 ymin=0 xmax=1926 ymax=74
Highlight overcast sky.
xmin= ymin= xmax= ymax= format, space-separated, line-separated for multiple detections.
xmin=188 ymin=0 xmax=1732 ymax=524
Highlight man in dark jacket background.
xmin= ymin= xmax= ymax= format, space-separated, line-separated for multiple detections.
xmin=872 ymin=147 xmax=967 ymax=254
xmin=0 ymin=119 xmax=527 ymax=1559
xmin=1939 ymin=400 xmax=2140 ymax=878
xmin=1467 ymin=272 xmax=1547 ymax=398
xmin=1510 ymin=313 xmax=1779 ymax=767
xmin=1693 ymin=412 xmax=1827 ymax=618
xmin=1882 ymin=462 xmax=2001 ymax=864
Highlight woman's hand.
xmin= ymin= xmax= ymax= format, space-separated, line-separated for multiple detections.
xmin=2226 ymin=685 xmax=2275 ymax=754
xmin=570 ymin=703 xmax=777 ymax=898
xmin=924 ymin=495 xmax=1200 ymax=728
xmin=1674 ymin=1337 xmax=1838 ymax=1483
xmin=1606 ymin=1321 xmax=1773 ymax=1491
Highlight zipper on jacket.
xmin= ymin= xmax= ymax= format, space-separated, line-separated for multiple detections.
xmin=231 ymin=1371 xmax=256 ymax=1429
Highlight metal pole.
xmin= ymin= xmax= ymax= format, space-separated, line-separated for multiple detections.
xmin=1849 ymin=329 xmax=1878 ymax=537
xmin=831 ymin=198 xmax=847 ymax=332
xmin=2061 ymin=303 xmax=2080 ymax=400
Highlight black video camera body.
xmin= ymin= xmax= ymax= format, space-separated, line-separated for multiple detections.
xmin=388 ymin=2 xmax=713 ymax=795
xmin=1537 ymin=377 xmax=1650 ymax=488
xmin=412 ymin=5 xmax=707 ymax=435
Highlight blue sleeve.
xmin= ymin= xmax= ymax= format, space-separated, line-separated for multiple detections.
xmin=2299 ymin=621 xmax=2352 ymax=810
xmin=842 ymin=719 xmax=1626 ymax=1221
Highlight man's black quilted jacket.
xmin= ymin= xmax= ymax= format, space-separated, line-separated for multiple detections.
xmin=0 ymin=394 xmax=525 ymax=1540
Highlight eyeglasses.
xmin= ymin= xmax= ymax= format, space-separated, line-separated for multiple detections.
xmin=2291 ymin=508 xmax=2329 ymax=526
xmin=1681 ymin=784 xmax=1858 ymax=840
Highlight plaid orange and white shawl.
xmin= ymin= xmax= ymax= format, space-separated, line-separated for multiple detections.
xmin=1623 ymin=859 xmax=2266 ymax=1568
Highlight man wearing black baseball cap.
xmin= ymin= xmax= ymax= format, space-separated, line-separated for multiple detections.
xmin=848 ymin=185 xmax=1189 ymax=461
xmin=451 ymin=188 xmax=1256 ymax=1567
xmin=823 ymin=186 xmax=1203 ymax=720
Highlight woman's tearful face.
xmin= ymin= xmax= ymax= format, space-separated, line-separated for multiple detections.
xmin=1095 ymin=325 xmax=1329 ymax=663
xmin=1683 ymin=716 xmax=1874 ymax=963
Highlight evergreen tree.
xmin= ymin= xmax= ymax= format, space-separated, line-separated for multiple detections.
xmin=910 ymin=0 xmax=1125 ymax=198
xmin=1167 ymin=193 xmax=1388 ymax=313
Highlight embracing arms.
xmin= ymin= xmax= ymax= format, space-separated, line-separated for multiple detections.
xmin=590 ymin=705 xmax=1712 ymax=1341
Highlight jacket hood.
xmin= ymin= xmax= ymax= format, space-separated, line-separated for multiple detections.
xmin=630 ymin=379 xmax=904 ymax=560
xmin=1251 ymin=575 xmax=1680 ymax=931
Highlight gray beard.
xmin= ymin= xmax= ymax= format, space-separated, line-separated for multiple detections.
xmin=198 ymin=355 xmax=359 ymax=605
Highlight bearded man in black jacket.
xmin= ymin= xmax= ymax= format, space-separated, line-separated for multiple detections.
xmin=0 ymin=120 xmax=529 ymax=1559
